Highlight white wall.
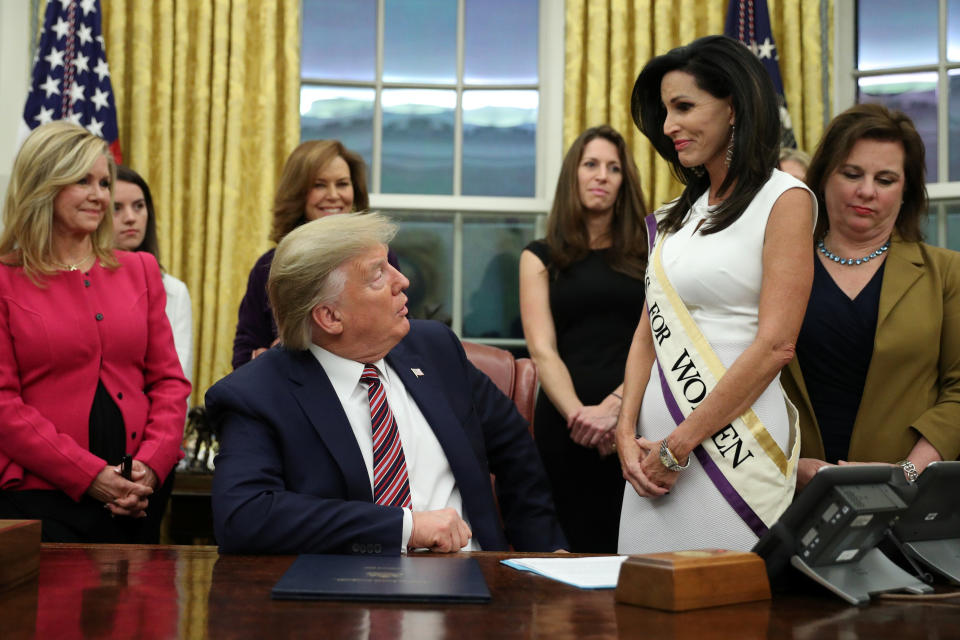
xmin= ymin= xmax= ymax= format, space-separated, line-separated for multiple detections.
xmin=0 ymin=1 xmax=33 ymax=219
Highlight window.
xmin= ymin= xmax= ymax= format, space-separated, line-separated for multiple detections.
xmin=300 ymin=0 xmax=563 ymax=347
xmin=836 ymin=0 xmax=960 ymax=249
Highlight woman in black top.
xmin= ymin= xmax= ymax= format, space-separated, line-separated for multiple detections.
xmin=519 ymin=126 xmax=647 ymax=552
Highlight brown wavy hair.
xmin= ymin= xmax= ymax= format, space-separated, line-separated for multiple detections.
xmin=805 ymin=103 xmax=928 ymax=242
xmin=545 ymin=125 xmax=647 ymax=279
xmin=269 ymin=140 xmax=370 ymax=244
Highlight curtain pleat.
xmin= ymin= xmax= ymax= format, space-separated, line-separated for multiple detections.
xmin=565 ymin=0 xmax=832 ymax=212
xmin=102 ymin=0 xmax=300 ymax=398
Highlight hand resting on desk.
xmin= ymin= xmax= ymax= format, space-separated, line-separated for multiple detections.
xmin=410 ymin=508 xmax=472 ymax=552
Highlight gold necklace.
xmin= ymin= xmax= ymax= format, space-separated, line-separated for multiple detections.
xmin=54 ymin=252 xmax=94 ymax=272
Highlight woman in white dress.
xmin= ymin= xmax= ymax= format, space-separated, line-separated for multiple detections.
xmin=112 ymin=165 xmax=193 ymax=386
xmin=616 ymin=35 xmax=816 ymax=553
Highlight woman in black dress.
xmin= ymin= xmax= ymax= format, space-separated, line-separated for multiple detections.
xmin=519 ymin=125 xmax=647 ymax=552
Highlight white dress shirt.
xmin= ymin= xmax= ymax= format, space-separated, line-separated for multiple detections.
xmin=162 ymin=273 xmax=192 ymax=382
xmin=308 ymin=343 xmax=479 ymax=551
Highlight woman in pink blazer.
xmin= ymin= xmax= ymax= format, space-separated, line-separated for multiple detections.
xmin=0 ymin=122 xmax=190 ymax=542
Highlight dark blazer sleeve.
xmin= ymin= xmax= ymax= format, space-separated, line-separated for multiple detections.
xmin=433 ymin=325 xmax=566 ymax=551
xmin=231 ymin=250 xmax=278 ymax=370
xmin=207 ymin=358 xmax=404 ymax=555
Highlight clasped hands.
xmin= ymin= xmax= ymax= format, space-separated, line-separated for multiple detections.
xmin=86 ymin=459 xmax=159 ymax=518
xmin=617 ymin=435 xmax=679 ymax=498
xmin=568 ymin=401 xmax=619 ymax=456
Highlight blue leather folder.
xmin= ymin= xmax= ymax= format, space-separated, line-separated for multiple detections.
xmin=271 ymin=554 xmax=491 ymax=603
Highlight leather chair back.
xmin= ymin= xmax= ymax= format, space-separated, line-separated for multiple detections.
xmin=462 ymin=341 xmax=537 ymax=436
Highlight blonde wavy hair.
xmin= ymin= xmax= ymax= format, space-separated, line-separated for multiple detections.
xmin=269 ymin=212 xmax=396 ymax=350
xmin=1 ymin=121 xmax=118 ymax=284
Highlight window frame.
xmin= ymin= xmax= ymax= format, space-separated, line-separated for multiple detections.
xmin=300 ymin=0 xmax=561 ymax=346
xmin=836 ymin=1 xmax=960 ymax=248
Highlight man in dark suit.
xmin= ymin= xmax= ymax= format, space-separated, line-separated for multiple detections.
xmin=207 ymin=212 xmax=566 ymax=555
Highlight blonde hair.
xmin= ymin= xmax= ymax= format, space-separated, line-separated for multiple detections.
xmin=778 ymin=147 xmax=810 ymax=169
xmin=270 ymin=140 xmax=369 ymax=244
xmin=1 ymin=121 xmax=118 ymax=284
xmin=268 ymin=212 xmax=397 ymax=350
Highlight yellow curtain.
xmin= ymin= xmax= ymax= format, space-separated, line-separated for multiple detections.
xmin=101 ymin=0 xmax=301 ymax=398
xmin=565 ymin=0 xmax=832 ymax=212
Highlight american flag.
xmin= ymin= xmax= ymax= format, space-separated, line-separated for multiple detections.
xmin=20 ymin=0 xmax=122 ymax=162
xmin=725 ymin=0 xmax=797 ymax=149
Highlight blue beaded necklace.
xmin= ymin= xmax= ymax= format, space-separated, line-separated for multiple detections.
xmin=817 ymin=239 xmax=889 ymax=266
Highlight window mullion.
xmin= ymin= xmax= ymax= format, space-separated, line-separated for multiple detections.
xmin=937 ymin=0 xmax=949 ymax=184
xmin=834 ymin=0 xmax=857 ymax=115
xmin=373 ymin=0 xmax=385 ymax=194
xmin=539 ymin=0 xmax=564 ymax=201
xmin=451 ymin=0 xmax=465 ymax=339
xmin=454 ymin=0 xmax=465 ymax=197
xmin=451 ymin=212 xmax=464 ymax=336
xmin=937 ymin=202 xmax=947 ymax=247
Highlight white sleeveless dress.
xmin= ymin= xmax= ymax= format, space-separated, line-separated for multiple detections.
xmin=618 ymin=170 xmax=815 ymax=554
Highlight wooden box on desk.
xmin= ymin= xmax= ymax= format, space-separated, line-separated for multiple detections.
xmin=615 ymin=549 xmax=770 ymax=612
xmin=0 ymin=520 xmax=41 ymax=591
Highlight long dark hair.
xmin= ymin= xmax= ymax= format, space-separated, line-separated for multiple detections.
xmin=806 ymin=103 xmax=927 ymax=242
xmin=545 ymin=125 xmax=647 ymax=279
xmin=632 ymin=35 xmax=781 ymax=235
xmin=116 ymin=164 xmax=163 ymax=271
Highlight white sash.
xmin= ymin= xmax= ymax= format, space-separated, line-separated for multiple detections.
xmin=643 ymin=213 xmax=798 ymax=535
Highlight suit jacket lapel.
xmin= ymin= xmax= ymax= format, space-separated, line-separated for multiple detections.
xmin=875 ymin=238 xmax=924 ymax=330
xmin=386 ymin=342 xmax=479 ymax=477
xmin=857 ymin=239 xmax=924 ymax=440
xmin=285 ymin=349 xmax=374 ymax=502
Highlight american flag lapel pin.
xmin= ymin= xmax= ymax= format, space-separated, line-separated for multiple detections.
xmin=411 ymin=368 xmax=424 ymax=378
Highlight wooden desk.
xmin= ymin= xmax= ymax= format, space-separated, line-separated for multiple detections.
xmin=2 ymin=545 xmax=959 ymax=639
xmin=167 ymin=472 xmax=215 ymax=545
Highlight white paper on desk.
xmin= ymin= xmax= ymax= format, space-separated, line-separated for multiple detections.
xmin=500 ymin=556 xmax=628 ymax=589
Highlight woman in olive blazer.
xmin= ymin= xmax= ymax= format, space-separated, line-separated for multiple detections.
xmin=783 ymin=237 xmax=960 ymax=460
xmin=782 ymin=104 xmax=960 ymax=489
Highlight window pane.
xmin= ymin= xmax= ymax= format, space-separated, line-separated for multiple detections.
xmin=301 ymin=0 xmax=376 ymax=81
xmin=950 ymin=0 xmax=960 ymax=62
xmin=462 ymin=216 xmax=536 ymax=339
xmin=858 ymin=73 xmax=938 ymax=182
xmin=946 ymin=201 xmax=960 ymax=251
xmin=951 ymin=71 xmax=960 ymax=181
xmin=382 ymin=89 xmax=455 ymax=194
xmin=464 ymin=0 xmax=538 ymax=84
xmin=391 ymin=213 xmax=454 ymax=323
xmin=462 ymin=91 xmax=537 ymax=197
xmin=300 ymin=86 xmax=375 ymax=172
xmin=383 ymin=0 xmax=456 ymax=84
xmin=857 ymin=0 xmax=938 ymax=70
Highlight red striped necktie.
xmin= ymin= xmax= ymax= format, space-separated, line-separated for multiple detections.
xmin=360 ymin=364 xmax=412 ymax=508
